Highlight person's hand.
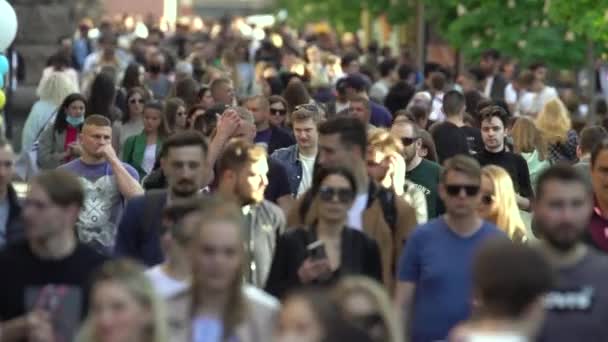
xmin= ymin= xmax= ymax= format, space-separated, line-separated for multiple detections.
xmin=215 ymin=109 xmax=240 ymax=141
xmin=27 ymin=310 xmax=55 ymax=342
xmin=297 ymin=257 xmax=331 ymax=284
xmin=68 ymin=143 xmax=82 ymax=157
xmin=98 ymin=143 xmax=118 ymax=162
xmin=388 ymin=152 xmax=406 ymax=196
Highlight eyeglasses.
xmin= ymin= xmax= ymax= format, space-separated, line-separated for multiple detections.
xmin=270 ymin=108 xmax=287 ymax=116
xmin=318 ymin=186 xmax=355 ymax=204
xmin=445 ymin=184 xmax=480 ymax=197
xmin=129 ymin=99 xmax=144 ymax=104
xmin=401 ymin=137 xmax=418 ymax=146
xmin=481 ymin=194 xmax=494 ymax=205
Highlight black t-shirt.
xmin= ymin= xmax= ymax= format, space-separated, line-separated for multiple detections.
xmin=0 ymin=242 xmax=107 ymax=321
xmin=475 ymin=148 xmax=533 ymax=199
xmin=431 ymin=121 xmax=470 ymax=164
xmin=460 ymin=126 xmax=483 ymax=155
xmin=265 ymin=159 xmax=291 ymax=203
xmin=538 ymin=249 xmax=608 ymax=342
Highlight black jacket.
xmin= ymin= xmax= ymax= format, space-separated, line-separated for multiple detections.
xmin=267 ymin=125 xmax=296 ymax=155
xmin=264 ymin=225 xmax=382 ymax=299
xmin=4 ymin=184 xmax=24 ymax=247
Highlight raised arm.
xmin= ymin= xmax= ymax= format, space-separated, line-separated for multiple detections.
xmin=101 ymin=144 xmax=143 ymax=199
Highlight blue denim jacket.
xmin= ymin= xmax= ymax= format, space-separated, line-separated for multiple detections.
xmin=270 ymin=144 xmax=302 ymax=196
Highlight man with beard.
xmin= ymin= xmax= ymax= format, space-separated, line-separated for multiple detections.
xmin=115 ymin=131 xmax=209 ymax=266
xmin=534 ymin=165 xmax=608 ymax=341
xmin=216 ymin=139 xmax=285 ymax=288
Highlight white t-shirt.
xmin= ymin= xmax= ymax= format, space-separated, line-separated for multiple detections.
xmin=504 ymin=83 xmax=518 ymax=105
xmin=297 ymin=153 xmax=316 ymax=197
xmin=145 ymin=265 xmax=188 ymax=299
xmin=347 ymin=193 xmax=368 ymax=231
xmin=142 ymin=144 xmax=157 ymax=174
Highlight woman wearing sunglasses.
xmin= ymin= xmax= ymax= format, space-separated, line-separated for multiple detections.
xmin=478 ymin=165 xmax=527 ymax=243
xmin=113 ymin=87 xmax=148 ymax=155
xmin=268 ymin=95 xmax=290 ymax=128
xmin=265 ymin=166 xmax=382 ymax=299
xmin=163 ymin=97 xmax=187 ymax=134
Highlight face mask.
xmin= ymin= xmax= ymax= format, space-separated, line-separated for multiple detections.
xmin=66 ymin=115 xmax=84 ymax=127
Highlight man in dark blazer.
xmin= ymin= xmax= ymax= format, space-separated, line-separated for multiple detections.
xmin=114 ymin=131 xmax=209 ymax=266
xmin=480 ymin=49 xmax=508 ymax=101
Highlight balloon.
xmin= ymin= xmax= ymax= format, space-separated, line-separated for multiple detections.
xmin=0 ymin=90 xmax=5 ymax=110
xmin=0 ymin=55 xmax=8 ymax=75
xmin=0 ymin=1 xmax=18 ymax=51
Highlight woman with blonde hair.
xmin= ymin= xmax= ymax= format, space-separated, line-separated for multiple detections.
xmin=535 ymin=98 xmax=579 ymax=163
xmin=333 ymin=276 xmax=403 ymax=342
xmin=167 ymin=196 xmax=279 ymax=341
xmin=510 ymin=116 xmax=550 ymax=189
xmin=77 ymin=259 xmax=168 ymax=342
xmin=478 ymin=165 xmax=527 ymax=243
xmin=22 ymin=72 xmax=79 ymax=151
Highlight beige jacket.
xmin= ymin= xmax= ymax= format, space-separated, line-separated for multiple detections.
xmin=166 ymin=286 xmax=280 ymax=342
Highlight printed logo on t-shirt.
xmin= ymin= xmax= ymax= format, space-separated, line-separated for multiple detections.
xmin=545 ymin=286 xmax=594 ymax=311
xmin=411 ymin=183 xmax=431 ymax=196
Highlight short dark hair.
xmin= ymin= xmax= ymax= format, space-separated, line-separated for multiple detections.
xmin=442 ymin=90 xmax=465 ymax=117
xmin=591 ymin=138 xmax=608 ymax=168
xmin=473 ymin=238 xmax=554 ymax=318
xmin=144 ymin=100 xmax=164 ymax=112
xmin=479 ymin=105 xmax=508 ymax=127
xmin=441 ymin=155 xmax=481 ymax=183
xmin=398 ymin=63 xmax=415 ymax=81
xmin=535 ymin=164 xmax=591 ymax=200
xmin=340 ymin=53 xmax=359 ymax=69
xmin=159 ymin=130 xmax=208 ymax=159
xmin=481 ymin=48 xmax=501 ymax=61
xmin=580 ymin=126 xmax=608 ymax=156
xmin=32 ymin=170 xmax=85 ymax=208
xmin=318 ymin=117 xmax=367 ymax=157
xmin=529 ymin=61 xmax=546 ymax=71
xmin=378 ymin=58 xmax=398 ymax=78
xmin=428 ymin=72 xmax=446 ymax=91
xmin=84 ymin=114 xmax=111 ymax=127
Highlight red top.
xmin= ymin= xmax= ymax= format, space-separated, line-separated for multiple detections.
xmin=64 ymin=125 xmax=78 ymax=162
xmin=588 ymin=200 xmax=608 ymax=252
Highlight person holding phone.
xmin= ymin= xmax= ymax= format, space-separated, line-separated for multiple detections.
xmin=265 ymin=166 xmax=382 ymax=299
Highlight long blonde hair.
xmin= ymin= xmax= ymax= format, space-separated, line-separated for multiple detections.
xmin=36 ymin=72 xmax=79 ymax=106
xmin=332 ymin=276 xmax=403 ymax=342
xmin=511 ymin=116 xmax=547 ymax=161
xmin=481 ymin=165 xmax=527 ymax=243
xmin=481 ymin=165 xmax=526 ymax=242
xmin=189 ymin=196 xmax=247 ymax=340
xmin=535 ymin=98 xmax=572 ymax=145
xmin=77 ymin=259 xmax=168 ymax=342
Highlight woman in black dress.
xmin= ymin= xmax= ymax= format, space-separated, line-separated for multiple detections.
xmin=265 ymin=166 xmax=383 ymax=299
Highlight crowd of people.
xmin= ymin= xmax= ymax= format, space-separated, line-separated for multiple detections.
xmin=1 ymin=13 xmax=608 ymax=342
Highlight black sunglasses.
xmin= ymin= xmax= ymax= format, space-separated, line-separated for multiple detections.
xmin=481 ymin=194 xmax=494 ymax=205
xmin=318 ymin=186 xmax=355 ymax=204
xmin=401 ymin=137 xmax=418 ymax=146
xmin=129 ymin=99 xmax=144 ymax=104
xmin=270 ymin=108 xmax=287 ymax=116
xmin=445 ymin=184 xmax=480 ymax=197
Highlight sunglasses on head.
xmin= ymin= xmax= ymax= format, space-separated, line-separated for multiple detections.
xmin=401 ymin=137 xmax=418 ymax=146
xmin=270 ymin=108 xmax=287 ymax=116
xmin=481 ymin=194 xmax=494 ymax=205
xmin=318 ymin=186 xmax=355 ymax=204
xmin=445 ymin=184 xmax=480 ymax=197
xmin=295 ymin=103 xmax=320 ymax=113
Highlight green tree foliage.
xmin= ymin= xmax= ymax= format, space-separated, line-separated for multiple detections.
xmin=547 ymin=0 xmax=608 ymax=44
xmin=423 ymin=0 xmax=587 ymax=68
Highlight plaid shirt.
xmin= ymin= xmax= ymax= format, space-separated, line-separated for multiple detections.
xmin=548 ymin=129 xmax=579 ymax=164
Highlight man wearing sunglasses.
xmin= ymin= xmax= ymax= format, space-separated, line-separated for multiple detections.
xmin=395 ymin=155 xmax=503 ymax=342
xmin=244 ymin=96 xmax=295 ymax=155
xmin=392 ymin=116 xmax=442 ymax=219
